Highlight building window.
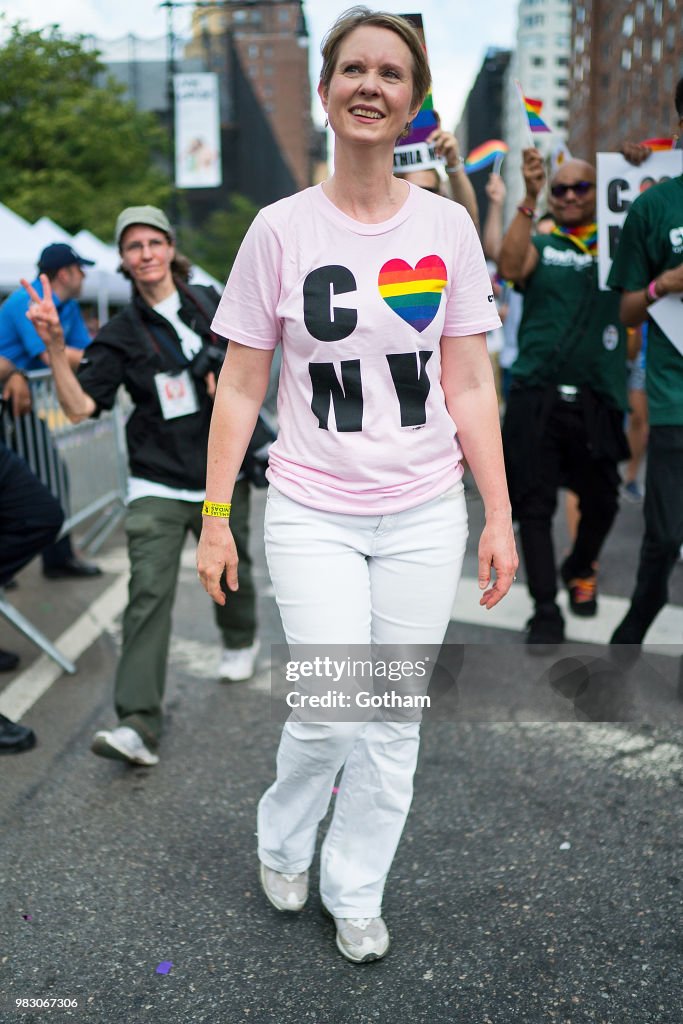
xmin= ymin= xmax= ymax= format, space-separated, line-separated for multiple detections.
xmin=654 ymin=1 xmax=663 ymax=24
xmin=263 ymin=65 xmax=273 ymax=76
xmin=248 ymin=44 xmax=259 ymax=58
xmin=556 ymin=97 xmax=568 ymax=108
xmin=556 ymin=118 xmax=568 ymax=129
xmin=264 ymin=46 xmax=274 ymax=58
xmin=652 ymin=38 xmax=662 ymax=60
xmin=522 ymin=14 xmax=545 ymax=26
xmin=555 ymin=34 xmax=569 ymax=47
xmin=634 ymin=37 xmax=643 ymax=58
xmin=556 ymin=55 xmax=569 ymax=66
xmin=555 ymin=77 xmax=568 ymax=87
xmin=666 ymin=25 xmax=675 ymax=50
xmin=622 ymin=14 xmax=634 ymax=35
xmin=531 ymin=56 xmax=545 ymax=66
xmin=233 ymin=10 xmax=247 ymax=22
xmin=621 ymin=49 xmax=632 ymax=70
xmin=279 ymin=8 xmax=290 ymax=22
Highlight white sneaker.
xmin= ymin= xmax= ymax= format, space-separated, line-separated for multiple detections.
xmin=91 ymin=726 xmax=159 ymax=766
xmin=218 ymin=640 xmax=259 ymax=682
xmin=332 ymin=915 xmax=390 ymax=963
xmin=259 ymin=862 xmax=309 ymax=911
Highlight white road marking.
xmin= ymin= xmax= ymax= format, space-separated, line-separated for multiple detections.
xmin=0 ymin=570 xmax=130 ymax=721
xmin=451 ymin=577 xmax=683 ymax=657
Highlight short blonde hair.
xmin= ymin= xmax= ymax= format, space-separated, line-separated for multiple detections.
xmin=320 ymin=6 xmax=431 ymax=111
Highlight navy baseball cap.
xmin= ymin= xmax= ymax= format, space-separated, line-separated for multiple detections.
xmin=38 ymin=243 xmax=95 ymax=273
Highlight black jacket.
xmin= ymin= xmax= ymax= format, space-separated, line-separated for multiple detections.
xmin=78 ymin=281 xmax=224 ymax=490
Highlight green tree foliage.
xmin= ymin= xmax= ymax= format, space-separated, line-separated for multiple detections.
xmin=178 ymin=195 xmax=260 ymax=285
xmin=0 ymin=21 xmax=171 ymax=237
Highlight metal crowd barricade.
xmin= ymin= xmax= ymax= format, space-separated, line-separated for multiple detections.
xmin=0 ymin=369 xmax=129 ymax=673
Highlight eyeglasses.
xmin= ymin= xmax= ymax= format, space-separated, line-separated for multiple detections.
xmin=550 ymin=180 xmax=594 ymax=198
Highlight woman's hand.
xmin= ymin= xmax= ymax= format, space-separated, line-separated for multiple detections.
xmin=21 ymin=275 xmax=65 ymax=350
xmin=196 ymin=518 xmax=239 ymax=605
xmin=477 ymin=514 xmax=519 ymax=610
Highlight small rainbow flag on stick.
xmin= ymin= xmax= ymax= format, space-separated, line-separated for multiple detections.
xmin=515 ymin=81 xmax=552 ymax=144
xmin=523 ymin=96 xmax=552 ymax=133
xmin=639 ymin=137 xmax=676 ymax=151
xmin=464 ymin=139 xmax=509 ymax=175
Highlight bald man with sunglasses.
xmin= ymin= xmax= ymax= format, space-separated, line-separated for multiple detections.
xmin=498 ymin=149 xmax=629 ymax=648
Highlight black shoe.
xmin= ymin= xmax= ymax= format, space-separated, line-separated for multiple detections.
xmin=610 ymin=611 xmax=646 ymax=646
xmin=0 ymin=713 xmax=36 ymax=754
xmin=0 ymin=649 xmax=20 ymax=672
xmin=560 ymin=558 xmax=598 ymax=617
xmin=609 ymin=611 xmax=646 ymax=667
xmin=43 ymin=556 xmax=103 ymax=580
xmin=526 ymin=603 xmax=565 ymax=654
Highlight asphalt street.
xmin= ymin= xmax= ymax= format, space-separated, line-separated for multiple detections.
xmin=1 ymin=485 xmax=682 ymax=1024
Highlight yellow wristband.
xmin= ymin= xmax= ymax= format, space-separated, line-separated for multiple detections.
xmin=202 ymin=501 xmax=231 ymax=519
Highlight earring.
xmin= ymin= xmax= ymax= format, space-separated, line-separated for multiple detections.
xmin=324 ymin=117 xmax=329 ymax=128
xmin=400 ymin=121 xmax=412 ymax=139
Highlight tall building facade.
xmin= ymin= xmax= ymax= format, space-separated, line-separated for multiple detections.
xmin=455 ymin=49 xmax=511 ymax=229
xmin=185 ymin=0 xmax=319 ymax=204
xmin=569 ymin=0 xmax=682 ymax=157
xmin=502 ymin=0 xmax=572 ymax=223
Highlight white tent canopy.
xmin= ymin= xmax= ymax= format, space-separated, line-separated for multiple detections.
xmin=0 ymin=203 xmax=226 ymax=317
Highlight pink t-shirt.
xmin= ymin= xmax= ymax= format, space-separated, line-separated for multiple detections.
xmin=212 ymin=182 xmax=501 ymax=514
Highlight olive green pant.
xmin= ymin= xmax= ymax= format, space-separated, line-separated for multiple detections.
xmin=115 ymin=479 xmax=255 ymax=746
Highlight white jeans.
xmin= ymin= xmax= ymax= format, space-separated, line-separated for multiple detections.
xmin=258 ymin=483 xmax=468 ymax=917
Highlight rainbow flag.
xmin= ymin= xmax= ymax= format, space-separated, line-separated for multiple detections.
xmin=523 ymin=95 xmax=552 ymax=133
xmin=464 ymin=139 xmax=509 ymax=174
xmin=639 ymin=137 xmax=676 ymax=151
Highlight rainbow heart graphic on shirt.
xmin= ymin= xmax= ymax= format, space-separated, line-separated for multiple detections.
xmin=378 ymin=255 xmax=448 ymax=332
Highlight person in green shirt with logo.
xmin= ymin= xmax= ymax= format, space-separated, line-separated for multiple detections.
xmin=499 ymin=149 xmax=629 ymax=648
xmin=608 ymin=78 xmax=683 ymax=649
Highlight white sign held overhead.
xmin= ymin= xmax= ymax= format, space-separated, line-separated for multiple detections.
xmin=596 ymin=150 xmax=683 ymax=290
xmin=174 ymin=73 xmax=222 ymax=189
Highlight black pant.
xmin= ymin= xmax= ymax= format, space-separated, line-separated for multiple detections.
xmin=626 ymin=425 xmax=683 ymax=632
xmin=0 ymin=409 xmax=75 ymax=569
xmin=0 ymin=443 xmax=64 ymax=587
xmin=504 ymin=391 xmax=620 ymax=608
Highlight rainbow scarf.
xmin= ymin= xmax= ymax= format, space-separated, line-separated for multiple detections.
xmin=552 ymin=222 xmax=598 ymax=256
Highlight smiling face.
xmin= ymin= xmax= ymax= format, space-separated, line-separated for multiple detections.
xmin=548 ymin=159 xmax=597 ymax=228
xmin=119 ymin=225 xmax=175 ymax=289
xmin=318 ymin=25 xmax=420 ymax=147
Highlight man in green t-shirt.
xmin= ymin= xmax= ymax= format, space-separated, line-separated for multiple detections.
xmin=499 ymin=149 xmax=628 ymax=648
xmin=608 ymin=79 xmax=683 ymax=649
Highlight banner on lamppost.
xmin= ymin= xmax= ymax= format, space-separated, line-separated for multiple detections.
xmin=174 ymin=73 xmax=222 ymax=189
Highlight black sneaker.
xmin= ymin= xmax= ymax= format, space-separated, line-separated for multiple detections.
xmin=561 ymin=559 xmax=598 ymax=617
xmin=526 ymin=604 xmax=565 ymax=654
xmin=609 ymin=611 xmax=646 ymax=667
xmin=0 ymin=713 xmax=37 ymax=754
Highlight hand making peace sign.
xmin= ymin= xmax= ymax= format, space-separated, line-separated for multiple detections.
xmin=21 ymin=274 xmax=65 ymax=349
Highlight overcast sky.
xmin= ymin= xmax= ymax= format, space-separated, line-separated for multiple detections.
xmin=3 ymin=1 xmax=517 ymax=131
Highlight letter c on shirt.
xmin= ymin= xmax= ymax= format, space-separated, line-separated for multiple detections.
xmin=303 ymin=265 xmax=358 ymax=342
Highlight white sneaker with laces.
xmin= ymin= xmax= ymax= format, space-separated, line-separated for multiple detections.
xmin=259 ymin=862 xmax=309 ymax=911
xmin=332 ymin=915 xmax=390 ymax=963
xmin=91 ymin=726 xmax=159 ymax=766
xmin=219 ymin=640 xmax=260 ymax=682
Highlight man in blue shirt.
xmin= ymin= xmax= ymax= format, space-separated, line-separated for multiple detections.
xmin=0 ymin=243 xmax=101 ymax=578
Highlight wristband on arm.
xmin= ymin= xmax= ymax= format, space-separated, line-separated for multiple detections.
xmin=646 ymin=279 xmax=660 ymax=303
xmin=202 ymin=501 xmax=231 ymax=519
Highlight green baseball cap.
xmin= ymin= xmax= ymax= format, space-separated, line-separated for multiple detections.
xmin=115 ymin=206 xmax=173 ymax=246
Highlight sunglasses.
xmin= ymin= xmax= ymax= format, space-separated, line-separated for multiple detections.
xmin=550 ymin=180 xmax=594 ymax=198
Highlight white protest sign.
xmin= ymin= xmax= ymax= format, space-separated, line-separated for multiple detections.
xmin=596 ymin=151 xmax=683 ymax=290
xmin=648 ymin=293 xmax=683 ymax=357
xmin=393 ymin=141 xmax=445 ymax=174
xmin=174 ymin=73 xmax=222 ymax=189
